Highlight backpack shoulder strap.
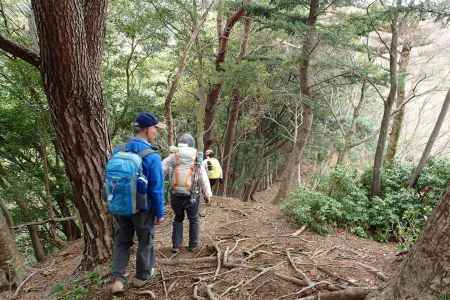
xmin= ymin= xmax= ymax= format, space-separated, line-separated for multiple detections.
xmin=116 ymin=144 xmax=127 ymax=152
xmin=138 ymin=148 xmax=158 ymax=159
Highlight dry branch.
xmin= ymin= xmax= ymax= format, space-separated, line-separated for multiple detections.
xmin=135 ymin=290 xmax=156 ymax=299
xmin=160 ymin=257 xmax=216 ymax=265
xmin=355 ymin=262 xmax=388 ymax=281
xmin=297 ymin=288 xmax=371 ymax=300
xmin=286 ymin=250 xmax=312 ymax=285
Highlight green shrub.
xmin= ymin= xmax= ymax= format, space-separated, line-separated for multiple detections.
xmin=283 ymin=159 xmax=449 ymax=248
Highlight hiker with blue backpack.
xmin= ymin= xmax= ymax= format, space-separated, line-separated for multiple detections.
xmin=163 ymin=133 xmax=212 ymax=253
xmin=105 ymin=112 xmax=166 ymax=294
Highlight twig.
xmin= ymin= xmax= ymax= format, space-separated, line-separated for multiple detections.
xmin=167 ymin=279 xmax=179 ymax=294
xmin=220 ymin=279 xmax=245 ymax=297
xmin=205 ymin=283 xmax=219 ymax=300
xmin=160 ymin=267 xmax=168 ymax=298
xmin=243 ymin=250 xmax=272 ymax=262
xmin=12 ymin=270 xmax=40 ymax=299
xmin=135 ymin=290 xmax=156 ymax=299
xmin=213 ymin=242 xmax=222 ymax=281
xmin=297 ymin=288 xmax=371 ymax=300
xmin=160 ymin=257 xmax=216 ymax=265
xmin=247 ymin=278 xmax=272 ymax=300
xmin=274 ymin=273 xmax=307 ymax=286
xmin=291 ymin=225 xmax=307 ymax=236
xmin=286 ymin=250 xmax=312 ymax=286
xmin=355 ymin=262 xmax=388 ymax=281
xmin=230 ymin=238 xmax=251 ymax=254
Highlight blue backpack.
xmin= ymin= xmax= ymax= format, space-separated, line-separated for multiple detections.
xmin=104 ymin=145 xmax=157 ymax=216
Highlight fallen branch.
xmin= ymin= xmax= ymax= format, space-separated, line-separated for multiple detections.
xmin=213 ymin=242 xmax=222 ymax=280
xmin=355 ymin=262 xmax=388 ymax=281
xmin=230 ymin=238 xmax=251 ymax=254
xmin=243 ymin=250 xmax=272 ymax=262
xmin=205 ymin=283 xmax=219 ymax=300
xmin=12 ymin=270 xmax=40 ymax=299
xmin=160 ymin=257 xmax=216 ymax=265
xmin=167 ymin=279 xmax=179 ymax=294
xmin=160 ymin=267 xmax=168 ymax=298
xmin=274 ymin=273 xmax=307 ymax=286
xmin=135 ymin=290 xmax=156 ymax=299
xmin=11 ymin=216 xmax=77 ymax=229
xmin=291 ymin=225 xmax=307 ymax=236
xmin=286 ymin=249 xmax=312 ymax=286
xmin=297 ymin=288 xmax=371 ymax=300
xmin=220 ymin=279 xmax=245 ymax=297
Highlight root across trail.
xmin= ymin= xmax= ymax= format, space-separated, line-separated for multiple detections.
xmin=5 ymin=189 xmax=400 ymax=300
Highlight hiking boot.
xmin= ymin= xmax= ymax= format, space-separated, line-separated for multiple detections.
xmin=131 ymin=277 xmax=150 ymax=288
xmin=188 ymin=243 xmax=202 ymax=253
xmin=111 ymin=278 xmax=125 ymax=294
xmin=172 ymin=247 xmax=181 ymax=254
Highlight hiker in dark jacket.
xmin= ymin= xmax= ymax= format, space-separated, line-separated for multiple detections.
xmin=111 ymin=112 xmax=166 ymax=294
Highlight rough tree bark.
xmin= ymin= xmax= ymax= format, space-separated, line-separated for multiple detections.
xmin=31 ymin=0 xmax=112 ymax=269
xmin=272 ymin=0 xmax=319 ymax=204
xmin=0 ymin=213 xmax=23 ymax=289
xmin=203 ymin=6 xmax=246 ymax=151
xmin=385 ymin=42 xmax=411 ymax=164
xmin=371 ymin=2 xmax=400 ymax=197
xmin=220 ymin=17 xmax=252 ymax=196
xmin=409 ymin=89 xmax=450 ymax=188
xmin=367 ymin=180 xmax=450 ymax=299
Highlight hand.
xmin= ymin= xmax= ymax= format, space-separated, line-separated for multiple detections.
xmin=154 ymin=217 xmax=165 ymax=225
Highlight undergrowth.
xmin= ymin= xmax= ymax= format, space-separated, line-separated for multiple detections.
xmin=282 ymin=159 xmax=450 ymax=249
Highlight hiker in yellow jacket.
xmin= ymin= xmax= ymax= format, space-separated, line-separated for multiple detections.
xmin=203 ymin=149 xmax=222 ymax=192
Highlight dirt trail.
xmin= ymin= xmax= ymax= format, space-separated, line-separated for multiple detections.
xmin=6 ymin=189 xmax=400 ymax=300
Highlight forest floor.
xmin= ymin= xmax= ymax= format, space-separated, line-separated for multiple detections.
xmin=5 ymin=187 xmax=402 ymax=300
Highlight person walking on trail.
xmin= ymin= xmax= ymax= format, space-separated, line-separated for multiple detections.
xmin=163 ymin=133 xmax=212 ymax=253
xmin=204 ymin=149 xmax=222 ymax=192
xmin=106 ymin=112 xmax=166 ymax=294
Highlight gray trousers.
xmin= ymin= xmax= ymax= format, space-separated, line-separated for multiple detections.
xmin=111 ymin=211 xmax=155 ymax=281
xmin=170 ymin=194 xmax=200 ymax=249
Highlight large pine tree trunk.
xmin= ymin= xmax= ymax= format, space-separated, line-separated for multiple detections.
xmin=409 ymin=89 xmax=450 ymax=188
xmin=272 ymin=0 xmax=319 ymax=204
xmin=371 ymin=3 xmax=400 ymax=197
xmin=385 ymin=42 xmax=411 ymax=164
xmin=0 ymin=213 xmax=23 ymax=289
xmin=367 ymin=180 xmax=450 ymax=299
xmin=32 ymin=0 xmax=112 ymax=269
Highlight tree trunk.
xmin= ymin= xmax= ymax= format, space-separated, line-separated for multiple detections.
xmin=409 ymin=89 xmax=450 ymax=188
xmin=385 ymin=42 xmax=411 ymax=164
xmin=39 ymin=143 xmax=65 ymax=247
xmin=15 ymin=197 xmax=46 ymax=262
xmin=203 ymin=6 xmax=246 ymax=150
xmin=337 ymin=80 xmax=367 ymax=165
xmin=0 ymin=213 xmax=23 ymax=289
xmin=55 ymin=194 xmax=81 ymax=241
xmin=272 ymin=0 xmax=319 ymax=204
xmin=164 ymin=4 xmax=213 ymax=146
xmin=0 ymin=199 xmax=13 ymax=231
xmin=366 ymin=180 xmax=450 ymax=299
xmin=371 ymin=3 xmax=400 ymax=197
xmin=31 ymin=0 xmax=112 ymax=269
xmin=220 ymin=17 xmax=252 ymax=196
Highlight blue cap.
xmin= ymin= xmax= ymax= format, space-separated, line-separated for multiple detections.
xmin=134 ymin=112 xmax=166 ymax=129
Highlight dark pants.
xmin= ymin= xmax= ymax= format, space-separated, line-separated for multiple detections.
xmin=111 ymin=211 xmax=155 ymax=281
xmin=209 ymin=179 xmax=220 ymax=193
xmin=170 ymin=194 xmax=200 ymax=249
